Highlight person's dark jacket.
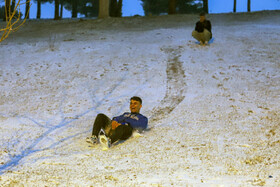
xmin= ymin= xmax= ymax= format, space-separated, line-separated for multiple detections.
xmin=195 ymin=20 xmax=212 ymax=34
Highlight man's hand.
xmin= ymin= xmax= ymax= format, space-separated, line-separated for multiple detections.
xmin=111 ymin=120 xmax=121 ymax=130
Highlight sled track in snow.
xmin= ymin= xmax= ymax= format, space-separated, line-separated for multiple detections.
xmin=149 ymin=46 xmax=186 ymax=125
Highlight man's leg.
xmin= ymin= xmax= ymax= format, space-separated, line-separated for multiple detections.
xmin=91 ymin=113 xmax=111 ymax=137
xmin=109 ymin=125 xmax=133 ymax=144
xmin=192 ymin=30 xmax=203 ymax=42
xmin=203 ymin=29 xmax=211 ymax=42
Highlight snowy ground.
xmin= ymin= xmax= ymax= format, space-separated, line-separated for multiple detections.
xmin=0 ymin=11 xmax=279 ymax=186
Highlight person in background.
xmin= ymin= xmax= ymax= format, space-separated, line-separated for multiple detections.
xmin=192 ymin=12 xmax=212 ymax=45
xmin=86 ymin=96 xmax=148 ymax=148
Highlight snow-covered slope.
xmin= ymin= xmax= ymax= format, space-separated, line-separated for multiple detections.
xmin=0 ymin=11 xmax=279 ymax=186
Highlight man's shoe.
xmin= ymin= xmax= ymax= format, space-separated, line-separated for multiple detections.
xmin=99 ymin=135 xmax=111 ymax=149
xmin=86 ymin=135 xmax=98 ymax=145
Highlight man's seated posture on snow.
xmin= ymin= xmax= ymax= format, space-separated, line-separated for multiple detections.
xmin=86 ymin=96 xmax=148 ymax=148
xmin=192 ymin=12 xmax=212 ymax=45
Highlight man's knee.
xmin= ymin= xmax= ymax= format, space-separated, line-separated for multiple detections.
xmin=203 ymin=29 xmax=211 ymax=41
xmin=204 ymin=29 xmax=210 ymax=33
xmin=95 ymin=113 xmax=110 ymax=124
xmin=192 ymin=30 xmax=202 ymax=41
xmin=96 ymin=113 xmax=107 ymax=119
xmin=192 ymin=30 xmax=197 ymax=37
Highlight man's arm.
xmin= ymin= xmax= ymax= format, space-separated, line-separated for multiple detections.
xmin=195 ymin=22 xmax=204 ymax=32
xmin=125 ymin=115 xmax=148 ymax=131
xmin=195 ymin=21 xmax=199 ymax=32
xmin=112 ymin=113 xmax=148 ymax=131
xmin=205 ymin=20 xmax=212 ymax=33
xmin=111 ymin=113 xmax=126 ymax=130
xmin=112 ymin=113 xmax=127 ymax=123
xmin=111 ymin=120 xmax=121 ymax=130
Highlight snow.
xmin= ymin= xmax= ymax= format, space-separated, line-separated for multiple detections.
xmin=0 ymin=11 xmax=280 ymax=186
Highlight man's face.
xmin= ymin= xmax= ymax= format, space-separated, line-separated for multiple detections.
xmin=130 ymin=99 xmax=142 ymax=113
xmin=200 ymin=15 xmax=206 ymax=22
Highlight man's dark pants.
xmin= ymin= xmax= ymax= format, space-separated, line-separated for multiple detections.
xmin=91 ymin=113 xmax=133 ymax=144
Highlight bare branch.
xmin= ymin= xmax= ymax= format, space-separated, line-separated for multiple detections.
xmin=0 ymin=0 xmax=31 ymax=42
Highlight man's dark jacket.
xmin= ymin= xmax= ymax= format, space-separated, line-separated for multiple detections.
xmin=195 ymin=20 xmax=212 ymax=38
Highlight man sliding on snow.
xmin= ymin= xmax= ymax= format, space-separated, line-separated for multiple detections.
xmin=86 ymin=96 xmax=148 ymax=149
xmin=192 ymin=12 xmax=212 ymax=46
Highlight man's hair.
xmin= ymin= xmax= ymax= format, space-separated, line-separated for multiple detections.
xmin=130 ymin=96 xmax=142 ymax=104
xmin=200 ymin=12 xmax=206 ymax=16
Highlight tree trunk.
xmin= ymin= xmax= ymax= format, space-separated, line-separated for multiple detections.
xmin=25 ymin=0 xmax=30 ymax=19
xmin=37 ymin=0 xmax=41 ymax=19
xmin=11 ymin=0 xmax=16 ymax=13
xmin=99 ymin=0 xmax=109 ymax=18
xmin=116 ymin=0 xmax=122 ymax=17
xmin=54 ymin=0 xmax=59 ymax=20
xmin=4 ymin=0 xmax=11 ymax=21
xmin=110 ymin=0 xmax=122 ymax=17
xmin=110 ymin=0 xmax=117 ymax=17
xmin=203 ymin=0 xmax=208 ymax=13
xmin=109 ymin=0 xmax=113 ymax=16
xmin=60 ymin=0 xmax=64 ymax=18
xmin=72 ymin=0 xmax=78 ymax=18
xmin=168 ymin=0 xmax=176 ymax=15
xmin=233 ymin=0 xmax=236 ymax=13
xmin=247 ymin=0 xmax=251 ymax=12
